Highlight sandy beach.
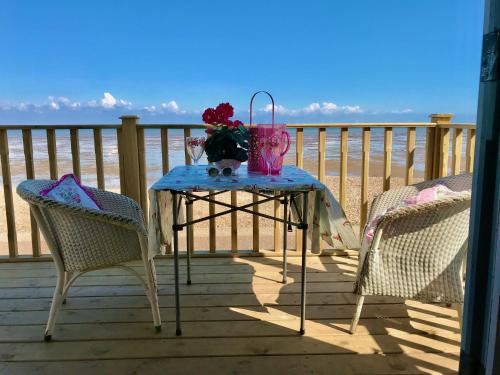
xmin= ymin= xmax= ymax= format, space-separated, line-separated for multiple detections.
xmin=1 ymin=174 xmax=422 ymax=256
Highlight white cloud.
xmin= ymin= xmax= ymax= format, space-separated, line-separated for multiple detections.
xmin=390 ymin=108 xmax=413 ymax=114
xmin=160 ymin=100 xmax=187 ymax=114
xmin=263 ymin=103 xmax=291 ymax=115
xmin=262 ymin=101 xmax=363 ymax=116
xmin=48 ymin=96 xmax=81 ymax=110
xmin=100 ymin=92 xmax=131 ymax=109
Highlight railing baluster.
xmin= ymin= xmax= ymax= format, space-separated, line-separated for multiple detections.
xmin=406 ymin=127 xmax=416 ymax=185
xmin=116 ymin=128 xmax=125 ymax=194
xmin=183 ymin=128 xmax=194 ymax=253
xmin=425 ymin=127 xmax=437 ymax=180
xmin=274 ymin=193 xmax=280 ymax=252
xmin=466 ymin=129 xmax=475 ymax=173
xmin=295 ymin=128 xmax=304 ymax=252
xmin=160 ymin=128 xmax=172 ymax=254
xmin=231 ymin=191 xmax=238 ymax=253
xmin=383 ymin=127 xmax=392 ymax=191
xmin=137 ymin=127 xmax=148 ymax=219
xmin=93 ymin=129 xmax=105 ymax=189
xmin=160 ymin=128 xmax=170 ymax=174
xmin=22 ymin=129 xmax=41 ymax=257
xmin=452 ymin=128 xmax=463 ymax=175
xmin=317 ymin=128 xmax=326 ymax=252
xmin=0 ymin=129 xmax=18 ymax=258
xmin=70 ymin=129 xmax=81 ymax=180
xmin=360 ymin=128 xmax=370 ymax=237
xmin=46 ymin=129 xmax=58 ymax=180
xmin=439 ymin=127 xmax=450 ymax=177
xmin=318 ymin=128 xmax=326 ymax=182
xmin=340 ymin=128 xmax=348 ymax=210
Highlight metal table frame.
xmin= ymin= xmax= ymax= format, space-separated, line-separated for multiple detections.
xmin=169 ymin=188 xmax=309 ymax=336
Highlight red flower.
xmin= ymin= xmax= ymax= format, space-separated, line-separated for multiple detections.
xmin=205 ymin=127 xmax=215 ymax=135
xmin=215 ymin=102 xmax=234 ymax=120
xmin=202 ymin=108 xmax=217 ymax=125
xmin=233 ymin=120 xmax=243 ymax=127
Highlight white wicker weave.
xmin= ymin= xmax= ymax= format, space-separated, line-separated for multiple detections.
xmin=17 ymin=180 xmax=162 ymax=341
xmin=350 ymin=173 xmax=472 ymax=333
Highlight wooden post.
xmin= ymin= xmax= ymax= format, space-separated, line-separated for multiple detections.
xmin=430 ymin=114 xmax=453 ymax=179
xmin=406 ymin=127 xmax=416 ymax=185
xmin=0 ymin=129 xmax=18 ymax=258
xmin=118 ymin=116 xmax=142 ymax=206
xmin=22 ymin=129 xmax=41 ymax=256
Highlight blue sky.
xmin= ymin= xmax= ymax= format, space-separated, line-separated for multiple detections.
xmin=0 ymin=0 xmax=484 ymax=124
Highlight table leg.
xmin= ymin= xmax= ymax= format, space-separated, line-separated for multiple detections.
xmin=300 ymin=191 xmax=308 ymax=335
xmin=282 ymin=194 xmax=288 ymax=284
xmin=172 ymin=191 xmax=182 ymax=336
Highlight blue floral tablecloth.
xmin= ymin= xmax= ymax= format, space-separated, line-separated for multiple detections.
xmin=148 ymin=165 xmax=360 ymax=259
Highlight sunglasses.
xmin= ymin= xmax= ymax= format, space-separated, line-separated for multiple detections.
xmin=208 ymin=166 xmax=233 ymax=177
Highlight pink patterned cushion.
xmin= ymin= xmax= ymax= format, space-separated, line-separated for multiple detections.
xmin=364 ymin=184 xmax=467 ymax=243
xmin=40 ymin=174 xmax=102 ymax=211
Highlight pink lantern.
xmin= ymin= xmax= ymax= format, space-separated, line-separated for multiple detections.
xmin=247 ymin=91 xmax=290 ymax=174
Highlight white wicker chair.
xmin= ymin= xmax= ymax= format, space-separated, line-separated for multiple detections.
xmin=17 ymin=180 xmax=161 ymax=341
xmin=350 ymin=173 xmax=472 ymax=333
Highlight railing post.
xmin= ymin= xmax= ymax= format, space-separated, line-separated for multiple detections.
xmin=118 ymin=116 xmax=142 ymax=207
xmin=429 ymin=114 xmax=453 ymax=179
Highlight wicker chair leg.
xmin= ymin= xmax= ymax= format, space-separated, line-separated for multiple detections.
xmin=350 ymin=295 xmax=365 ymax=334
xmin=44 ymin=272 xmax=65 ymax=341
xmin=144 ymin=259 xmax=162 ymax=331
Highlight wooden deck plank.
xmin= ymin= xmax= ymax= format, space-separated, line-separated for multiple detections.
xmin=0 ymin=293 xmax=402 ymax=311
xmin=0 ymin=255 xmax=461 ymax=374
xmin=0 ymin=353 xmax=460 ymax=375
xmin=0 ymin=333 xmax=461 ymax=361
xmin=0 ymin=317 xmax=459 ymax=342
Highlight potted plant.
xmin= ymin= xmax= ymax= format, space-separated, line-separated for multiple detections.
xmin=203 ymin=103 xmax=249 ymax=174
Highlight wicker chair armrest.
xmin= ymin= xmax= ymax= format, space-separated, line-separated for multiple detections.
xmin=17 ymin=181 xmax=147 ymax=236
xmin=86 ymin=187 xmax=146 ymax=230
xmin=371 ymin=192 xmax=472 ymax=249
xmin=368 ymin=185 xmax=420 ymax=221
xmin=368 ymin=173 xmax=472 ymax=222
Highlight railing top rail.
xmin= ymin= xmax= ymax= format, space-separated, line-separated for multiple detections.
xmin=435 ymin=123 xmax=476 ymax=130
xmin=138 ymin=122 xmax=476 ymax=129
xmin=0 ymin=124 xmax=119 ymax=130
xmin=0 ymin=122 xmax=477 ymax=131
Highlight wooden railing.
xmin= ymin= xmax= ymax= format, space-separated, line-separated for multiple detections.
xmin=0 ymin=114 xmax=476 ymax=261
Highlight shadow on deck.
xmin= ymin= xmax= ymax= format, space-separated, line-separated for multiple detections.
xmin=0 ymin=254 xmax=461 ymax=374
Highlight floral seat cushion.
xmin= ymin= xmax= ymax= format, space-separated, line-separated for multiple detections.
xmin=40 ymin=173 xmax=102 ymax=211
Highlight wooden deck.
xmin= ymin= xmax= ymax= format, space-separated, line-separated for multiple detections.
xmin=0 ymin=254 xmax=461 ymax=374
